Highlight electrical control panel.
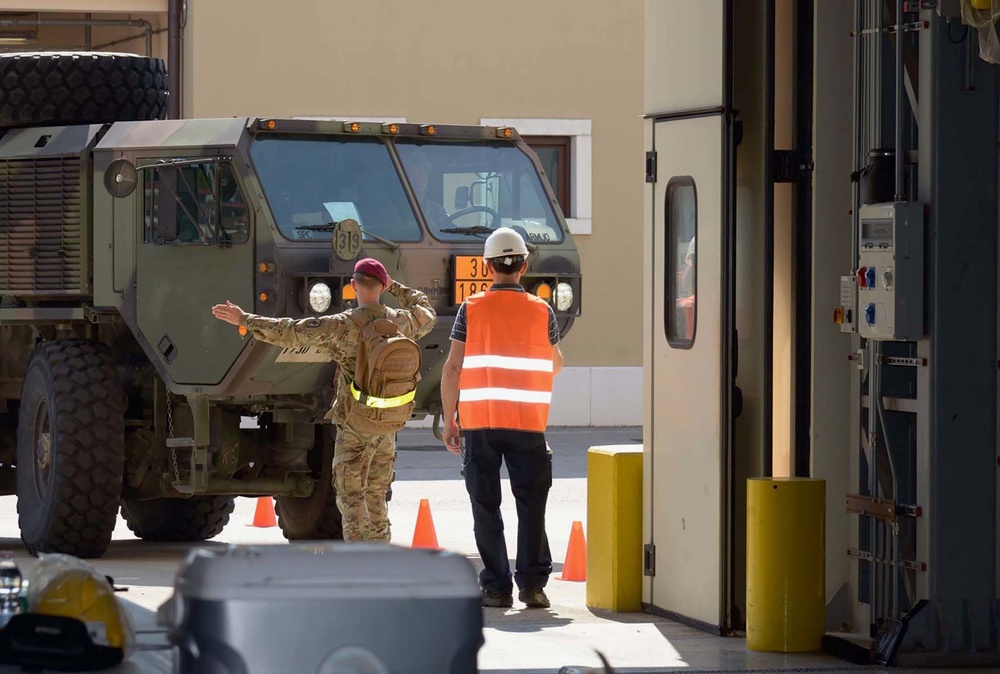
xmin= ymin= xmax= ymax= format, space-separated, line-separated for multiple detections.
xmin=834 ymin=275 xmax=856 ymax=333
xmin=856 ymin=202 xmax=924 ymax=341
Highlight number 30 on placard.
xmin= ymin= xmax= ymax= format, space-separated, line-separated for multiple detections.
xmin=467 ymin=258 xmax=490 ymax=279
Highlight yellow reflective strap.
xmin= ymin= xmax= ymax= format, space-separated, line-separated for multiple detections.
xmin=350 ymin=381 xmax=416 ymax=409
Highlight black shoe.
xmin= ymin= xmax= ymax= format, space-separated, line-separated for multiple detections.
xmin=518 ymin=587 xmax=550 ymax=609
xmin=482 ymin=590 xmax=513 ymax=608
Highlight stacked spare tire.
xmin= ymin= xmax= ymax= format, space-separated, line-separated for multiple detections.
xmin=0 ymin=52 xmax=168 ymax=128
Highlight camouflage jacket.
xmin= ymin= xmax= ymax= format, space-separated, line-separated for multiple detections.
xmin=243 ymin=280 xmax=436 ymax=424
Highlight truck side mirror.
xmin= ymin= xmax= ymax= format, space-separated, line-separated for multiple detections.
xmin=454 ymin=185 xmax=470 ymax=210
xmin=103 ymin=158 xmax=137 ymax=198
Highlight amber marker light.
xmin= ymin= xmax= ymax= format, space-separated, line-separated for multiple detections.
xmin=263 ymin=119 xmax=277 ymax=130
xmin=497 ymin=127 xmax=513 ymax=138
xmin=534 ymin=283 xmax=552 ymax=301
xmin=421 ymin=125 xmax=437 ymax=136
xmin=344 ymin=122 xmax=361 ymax=133
xmin=238 ymin=325 xmax=248 ymax=336
xmin=258 ymin=292 xmax=271 ymax=303
xmin=342 ymin=284 xmax=356 ymax=301
xmin=258 ymin=262 xmax=274 ymax=273
xmin=383 ymin=123 xmax=399 ymax=134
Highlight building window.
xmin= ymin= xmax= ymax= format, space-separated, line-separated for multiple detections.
xmin=144 ymin=162 xmax=250 ymax=245
xmin=480 ymin=118 xmax=591 ymax=235
xmin=524 ymin=136 xmax=571 ymax=217
xmin=665 ymin=176 xmax=697 ymax=348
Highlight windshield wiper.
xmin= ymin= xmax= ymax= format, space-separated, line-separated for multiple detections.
xmin=294 ymin=222 xmax=400 ymax=251
xmin=438 ymin=225 xmax=537 ymax=252
xmin=438 ymin=225 xmax=495 ymax=235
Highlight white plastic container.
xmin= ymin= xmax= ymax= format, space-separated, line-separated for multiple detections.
xmin=157 ymin=542 xmax=483 ymax=674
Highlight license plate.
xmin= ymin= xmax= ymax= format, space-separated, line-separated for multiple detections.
xmin=453 ymin=255 xmax=491 ymax=304
xmin=275 ymin=345 xmax=334 ymax=363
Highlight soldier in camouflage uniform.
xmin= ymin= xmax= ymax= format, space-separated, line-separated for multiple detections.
xmin=211 ymin=258 xmax=435 ymax=542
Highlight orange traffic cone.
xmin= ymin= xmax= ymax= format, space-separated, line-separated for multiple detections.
xmin=559 ymin=520 xmax=587 ymax=581
xmin=247 ymin=496 xmax=277 ymax=528
xmin=411 ymin=498 xmax=439 ymax=549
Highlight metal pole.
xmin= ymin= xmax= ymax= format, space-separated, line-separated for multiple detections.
xmin=853 ymin=0 xmax=877 ymax=628
xmin=895 ymin=0 xmax=905 ymax=200
xmin=851 ymin=0 xmax=862 ymax=275
xmin=874 ymin=0 xmax=883 ymax=150
xmin=169 ymin=0 xmax=182 ymax=119
xmin=865 ymin=0 xmax=872 ymax=152
xmin=762 ymin=0 xmax=775 ymax=477
xmin=871 ymin=339 xmax=881 ymax=625
xmin=0 ymin=17 xmax=152 ymax=31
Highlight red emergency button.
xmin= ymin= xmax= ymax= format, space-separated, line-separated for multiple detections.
xmin=856 ymin=267 xmax=868 ymax=288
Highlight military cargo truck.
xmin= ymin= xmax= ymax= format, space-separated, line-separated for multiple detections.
xmin=0 ymin=52 xmax=582 ymax=558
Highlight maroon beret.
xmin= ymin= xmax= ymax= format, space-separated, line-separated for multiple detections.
xmin=354 ymin=258 xmax=389 ymax=288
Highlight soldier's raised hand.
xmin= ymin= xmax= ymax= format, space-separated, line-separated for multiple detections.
xmin=211 ymin=300 xmax=247 ymax=327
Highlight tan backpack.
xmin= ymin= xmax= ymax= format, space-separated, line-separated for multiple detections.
xmin=343 ymin=310 xmax=422 ymax=434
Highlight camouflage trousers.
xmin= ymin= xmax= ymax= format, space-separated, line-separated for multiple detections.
xmin=332 ymin=426 xmax=396 ymax=543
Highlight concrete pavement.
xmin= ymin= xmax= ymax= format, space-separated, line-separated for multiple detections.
xmin=0 ymin=426 xmax=960 ymax=672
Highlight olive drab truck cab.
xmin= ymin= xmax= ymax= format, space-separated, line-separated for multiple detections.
xmin=0 ymin=52 xmax=582 ymax=558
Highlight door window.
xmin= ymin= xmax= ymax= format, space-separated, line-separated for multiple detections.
xmin=665 ymin=176 xmax=697 ymax=347
xmin=144 ymin=162 xmax=250 ymax=245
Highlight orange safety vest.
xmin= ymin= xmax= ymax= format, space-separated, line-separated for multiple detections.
xmin=458 ymin=290 xmax=554 ymax=432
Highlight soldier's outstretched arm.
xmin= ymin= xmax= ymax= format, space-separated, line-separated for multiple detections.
xmin=386 ymin=279 xmax=436 ymax=340
xmin=243 ymin=314 xmax=348 ymax=349
xmin=212 ymin=301 xmax=347 ymax=349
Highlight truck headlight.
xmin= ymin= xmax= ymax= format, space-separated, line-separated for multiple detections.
xmin=309 ymin=282 xmax=333 ymax=313
xmin=555 ymin=282 xmax=573 ymax=312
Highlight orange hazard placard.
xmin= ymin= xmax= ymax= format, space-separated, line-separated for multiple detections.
xmin=453 ymin=256 xmax=491 ymax=304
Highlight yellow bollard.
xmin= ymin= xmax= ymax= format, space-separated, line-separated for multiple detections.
xmin=746 ymin=477 xmax=826 ymax=652
xmin=586 ymin=445 xmax=643 ymax=612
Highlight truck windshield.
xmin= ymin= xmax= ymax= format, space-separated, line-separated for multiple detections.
xmin=395 ymin=140 xmax=564 ymax=244
xmin=249 ymin=136 xmax=422 ymax=242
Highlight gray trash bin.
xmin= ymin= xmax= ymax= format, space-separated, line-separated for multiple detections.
xmin=157 ymin=542 xmax=483 ymax=674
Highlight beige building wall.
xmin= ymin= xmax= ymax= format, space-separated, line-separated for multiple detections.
xmin=2 ymin=1 xmax=645 ymax=424
xmin=189 ymin=0 xmax=646 ymax=424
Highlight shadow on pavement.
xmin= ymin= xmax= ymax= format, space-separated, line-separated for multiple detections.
xmin=485 ymin=608 xmax=574 ymax=633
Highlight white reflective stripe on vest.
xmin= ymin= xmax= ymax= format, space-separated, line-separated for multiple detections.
xmin=458 ymin=387 xmax=552 ymax=404
xmin=462 ymin=355 xmax=554 ymax=372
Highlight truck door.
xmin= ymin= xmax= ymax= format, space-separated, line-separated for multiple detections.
xmin=134 ymin=159 xmax=256 ymax=386
xmin=644 ymin=0 xmax=737 ymax=632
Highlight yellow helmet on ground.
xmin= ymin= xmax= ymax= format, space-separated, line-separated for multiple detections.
xmin=32 ymin=568 xmax=129 ymax=650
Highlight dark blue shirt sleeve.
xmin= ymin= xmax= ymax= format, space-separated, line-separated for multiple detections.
xmin=451 ymin=303 xmax=468 ymax=342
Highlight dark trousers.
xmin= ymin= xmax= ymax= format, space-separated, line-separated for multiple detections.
xmin=463 ymin=429 xmax=552 ymax=594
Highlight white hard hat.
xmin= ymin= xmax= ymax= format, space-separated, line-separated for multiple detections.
xmin=483 ymin=227 xmax=528 ymax=260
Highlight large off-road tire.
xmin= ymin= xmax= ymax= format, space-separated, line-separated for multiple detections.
xmin=121 ymin=496 xmax=235 ymax=543
xmin=0 ymin=52 xmax=168 ymax=129
xmin=16 ymin=340 xmax=126 ymax=558
xmin=275 ymin=426 xmax=344 ymax=540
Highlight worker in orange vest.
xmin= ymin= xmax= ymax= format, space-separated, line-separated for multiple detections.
xmin=441 ymin=227 xmax=564 ymax=609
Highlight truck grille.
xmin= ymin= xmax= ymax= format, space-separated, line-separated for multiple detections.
xmin=0 ymin=157 xmax=85 ymax=296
